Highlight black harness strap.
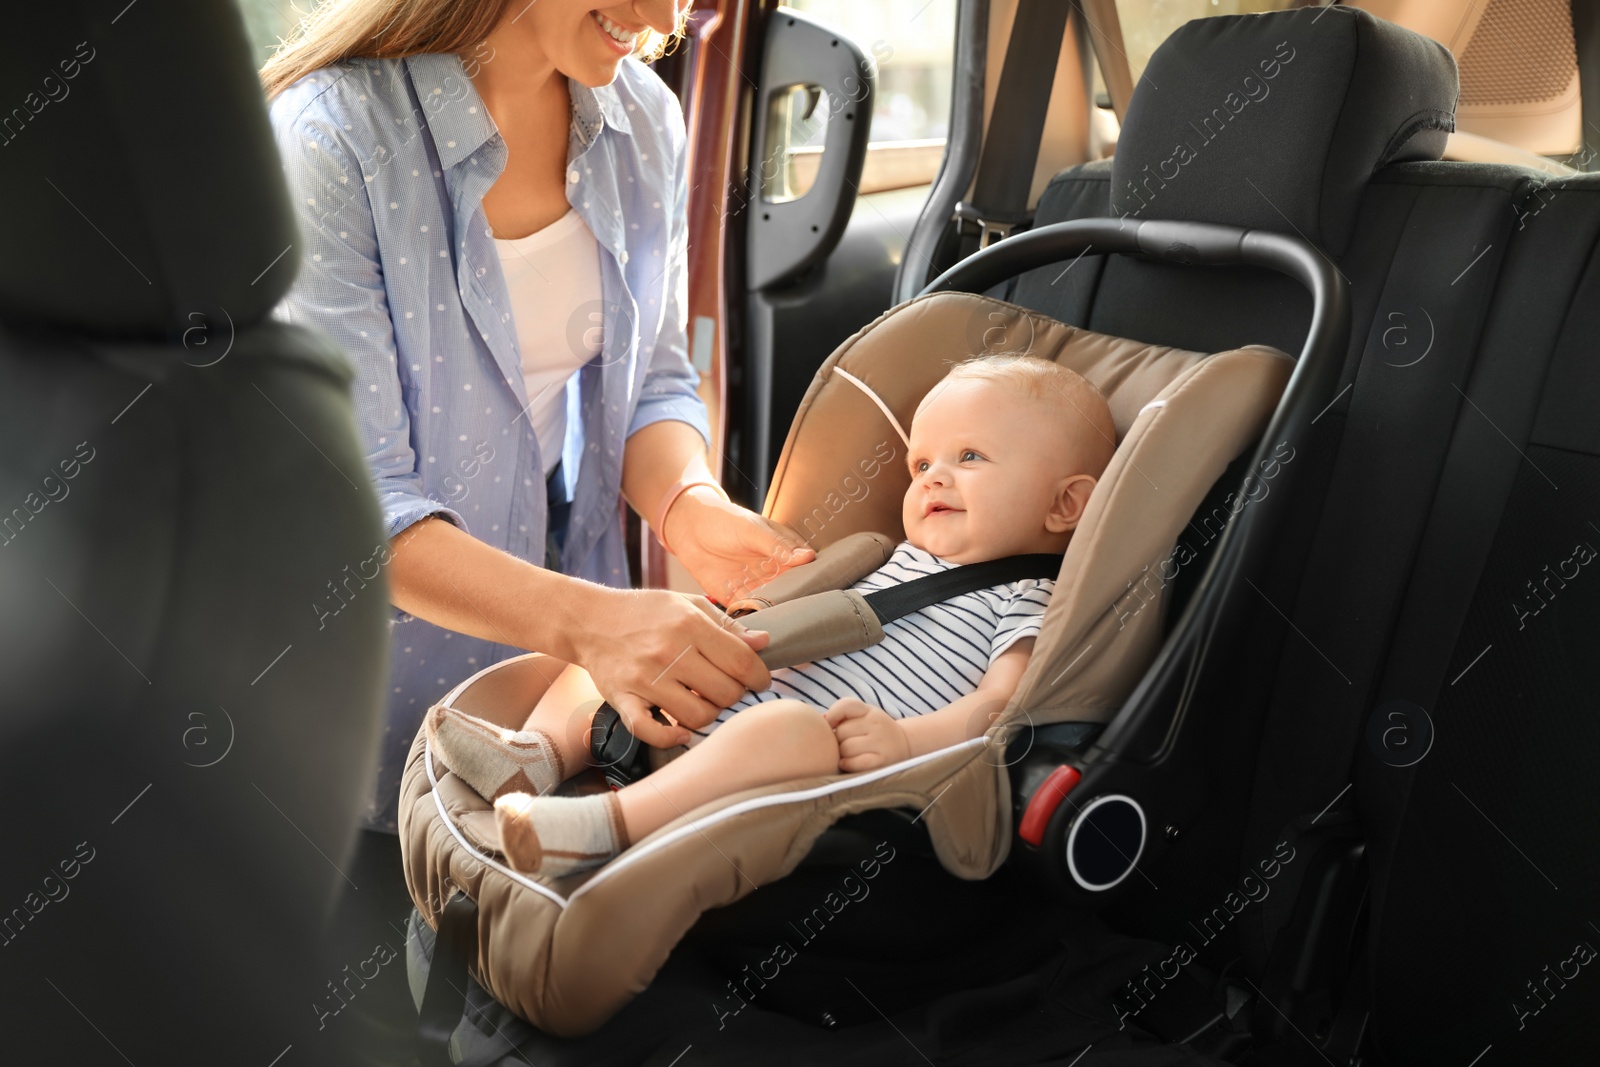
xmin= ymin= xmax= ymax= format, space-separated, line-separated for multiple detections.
xmin=862 ymin=553 xmax=1062 ymax=625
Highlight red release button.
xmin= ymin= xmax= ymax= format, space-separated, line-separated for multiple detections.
xmin=1018 ymin=765 xmax=1082 ymax=846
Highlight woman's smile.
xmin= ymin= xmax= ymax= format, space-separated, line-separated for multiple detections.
xmin=591 ymin=10 xmax=641 ymax=55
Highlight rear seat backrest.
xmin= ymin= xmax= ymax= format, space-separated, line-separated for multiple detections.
xmin=0 ymin=1 xmax=390 ymax=1061
xmin=1010 ymin=7 xmax=1599 ymax=1058
xmin=1109 ymin=7 xmax=1455 ymax=253
xmin=1006 ymin=0 xmax=1538 ymax=973
xmin=1352 ymin=173 xmax=1600 ymax=1064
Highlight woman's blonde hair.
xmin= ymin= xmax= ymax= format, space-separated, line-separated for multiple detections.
xmin=260 ymin=0 xmax=688 ymax=100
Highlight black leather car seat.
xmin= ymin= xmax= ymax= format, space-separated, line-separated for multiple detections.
xmin=0 ymin=2 xmax=389 ymax=1063
xmin=1013 ymin=8 xmax=1600 ymax=1063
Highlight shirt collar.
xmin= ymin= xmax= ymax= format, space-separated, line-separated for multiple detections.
xmin=572 ymin=75 xmax=633 ymax=143
xmin=403 ymin=53 xmax=633 ymax=172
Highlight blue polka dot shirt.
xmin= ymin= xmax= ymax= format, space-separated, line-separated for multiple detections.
xmin=269 ymin=52 xmax=709 ymax=830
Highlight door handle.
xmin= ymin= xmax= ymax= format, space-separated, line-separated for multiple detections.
xmin=745 ymin=7 xmax=876 ymax=290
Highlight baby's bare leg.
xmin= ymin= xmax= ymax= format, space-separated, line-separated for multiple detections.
xmin=615 ymin=700 xmax=838 ymax=844
xmin=517 ymin=661 xmax=607 ymax=778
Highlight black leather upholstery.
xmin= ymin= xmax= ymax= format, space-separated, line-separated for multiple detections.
xmin=1110 ymin=6 xmax=1458 ymax=255
xmin=0 ymin=0 xmax=297 ymax=335
xmin=1010 ymin=9 xmax=1599 ymax=1065
xmin=0 ymin=2 xmax=387 ymax=1064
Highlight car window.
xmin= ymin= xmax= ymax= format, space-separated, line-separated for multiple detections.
xmin=786 ymin=0 xmax=957 ymax=143
xmin=780 ymin=0 xmax=959 ymax=195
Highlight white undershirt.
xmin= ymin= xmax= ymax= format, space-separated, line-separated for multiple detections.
xmin=494 ymin=207 xmax=604 ymax=476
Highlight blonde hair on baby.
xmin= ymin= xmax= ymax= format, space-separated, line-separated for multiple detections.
xmin=922 ymin=354 xmax=1118 ymax=475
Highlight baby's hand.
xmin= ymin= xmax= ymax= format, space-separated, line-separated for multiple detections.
xmin=823 ymin=698 xmax=911 ymax=773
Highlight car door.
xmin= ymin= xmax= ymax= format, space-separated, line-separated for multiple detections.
xmin=644 ymin=0 xmax=960 ymax=590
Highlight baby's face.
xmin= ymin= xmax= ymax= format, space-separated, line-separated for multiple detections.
xmin=901 ymin=378 xmax=1100 ymax=564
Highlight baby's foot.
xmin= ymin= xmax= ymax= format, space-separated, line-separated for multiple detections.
xmin=494 ymin=791 xmax=630 ymax=877
xmin=425 ymin=705 xmax=565 ymax=802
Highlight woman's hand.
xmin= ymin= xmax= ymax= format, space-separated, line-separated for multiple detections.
xmin=663 ymin=487 xmax=816 ymax=603
xmin=567 ymin=585 xmax=772 ymax=749
xmin=824 ymin=698 xmax=911 ymax=773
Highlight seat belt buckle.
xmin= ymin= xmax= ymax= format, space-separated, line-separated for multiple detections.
xmin=952 ymin=201 xmax=1031 ymax=250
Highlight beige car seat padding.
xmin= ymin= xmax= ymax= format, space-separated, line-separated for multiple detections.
xmin=766 ymin=292 xmax=1211 ymax=553
xmin=1007 ymin=343 xmax=1294 ymax=725
xmin=400 ymin=291 xmax=1293 ymax=1036
xmin=727 ymin=529 xmax=896 ymax=614
xmin=765 ymin=291 xmax=1291 ymax=729
xmin=744 ymin=588 xmax=886 ymax=670
xmin=402 ymin=678 xmax=999 ymax=1034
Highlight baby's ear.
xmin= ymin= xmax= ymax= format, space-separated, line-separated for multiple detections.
xmin=1045 ymin=474 xmax=1097 ymax=533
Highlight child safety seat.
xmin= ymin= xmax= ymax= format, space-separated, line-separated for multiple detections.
xmin=398 ymin=217 xmax=1347 ymax=1039
xmin=585 ymin=535 xmax=1064 ymax=787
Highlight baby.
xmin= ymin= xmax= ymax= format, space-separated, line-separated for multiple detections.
xmin=427 ymin=354 xmax=1117 ymax=877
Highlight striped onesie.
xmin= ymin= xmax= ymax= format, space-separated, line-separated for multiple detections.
xmin=687 ymin=541 xmax=1054 ymax=742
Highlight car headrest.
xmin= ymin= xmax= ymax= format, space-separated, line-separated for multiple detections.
xmin=1110 ymin=6 xmax=1458 ymax=256
xmin=0 ymin=0 xmax=297 ymax=338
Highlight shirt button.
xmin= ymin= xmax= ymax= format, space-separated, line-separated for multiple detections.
xmin=568 ymin=169 xmax=580 ymax=184
xmin=619 ymin=250 xmax=629 ymax=265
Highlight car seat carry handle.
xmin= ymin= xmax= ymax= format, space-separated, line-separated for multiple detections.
xmin=923 ymin=217 xmax=1346 ymax=348
xmin=919 ymin=217 xmax=1349 ymax=907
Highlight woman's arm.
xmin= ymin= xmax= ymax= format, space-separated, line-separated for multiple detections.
xmin=617 ymin=77 xmax=719 ymax=526
xmin=618 ymin=418 xmax=717 ymax=528
xmin=824 ymin=639 xmax=1036 ymax=772
xmin=619 ymin=420 xmax=815 ymax=603
xmin=385 ymin=516 xmax=589 ymax=656
xmin=387 ymin=516 xmax=771 ymax=748
xmin=618 ymin=84 xmax=813 ymax=602
xmin=270 ymin=104 xmax=462 ymax=546
xmin=270 ymin=107 xmax=769 ymax=747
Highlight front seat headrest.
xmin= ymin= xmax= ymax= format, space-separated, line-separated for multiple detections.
xmin=0 ymin=0 xmax=297 ymax=338
xmin=1110 ymin=6 xmax=1458 ymax=257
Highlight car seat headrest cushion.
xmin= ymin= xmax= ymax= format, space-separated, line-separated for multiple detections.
xmin=1110 ymin=6 xmax=1458 ymax=257
xmin=762 ymin=293 xmax=1209 ymax=554
xmin=0 ymin=0 xmax=297 ymax=338
xmin=1008 ymin=344 xmax=1293 ymax=723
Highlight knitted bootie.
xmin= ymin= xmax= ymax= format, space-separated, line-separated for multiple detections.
xmin=494 ymin=791 xmax=630 ymax=877
xmin=424 ymin=704 xmax=564 ymax=801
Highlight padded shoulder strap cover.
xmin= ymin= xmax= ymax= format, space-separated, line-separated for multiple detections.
xmin=727 ymin=530 xmax=895 ymax=615
xmin=747 ymin=589 xmax=885 ymax=670
xmin=743 ymin=552 xmax=1063 ymax=670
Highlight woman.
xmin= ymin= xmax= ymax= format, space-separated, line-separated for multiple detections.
xmin=262 ymin=0 xmax=813 ymax=833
